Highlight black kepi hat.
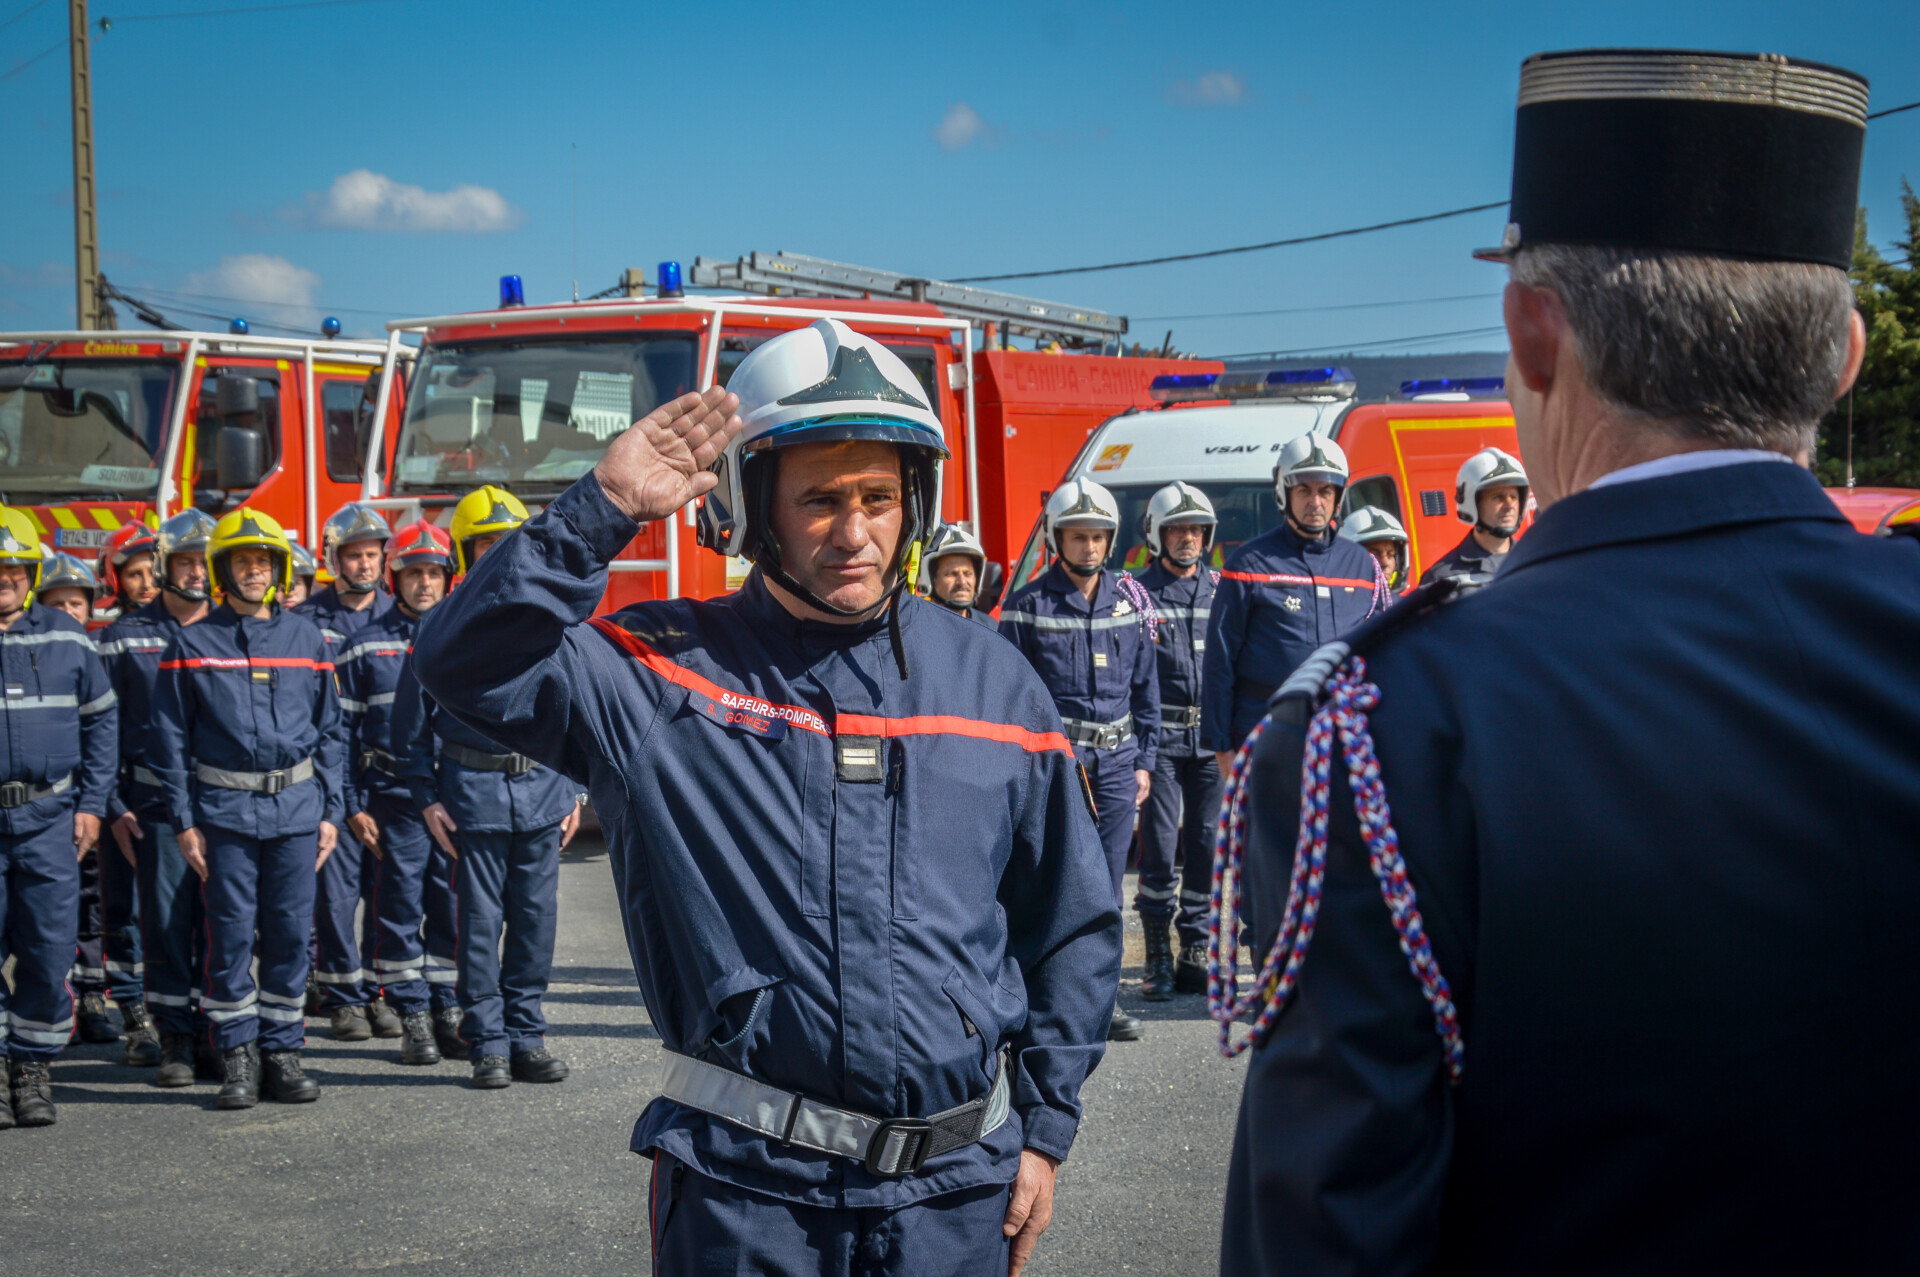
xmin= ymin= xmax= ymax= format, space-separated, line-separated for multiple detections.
xmin=1477 ymin=50 xmax=1869 ymax=269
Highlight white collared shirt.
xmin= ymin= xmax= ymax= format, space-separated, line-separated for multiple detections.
xmin=1586 ymin=449 xmax=1795 ymax=491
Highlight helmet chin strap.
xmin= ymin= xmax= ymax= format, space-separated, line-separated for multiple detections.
xmin=1285 ymin=510 xmax=1331 ymax=541
xmin=1475 ymin=518 xmax=1518 ymax=543
xmin=338 ymin=574 xmax=378 ymax=596
xmin=165 ymin=579 xmax=208 ymax=603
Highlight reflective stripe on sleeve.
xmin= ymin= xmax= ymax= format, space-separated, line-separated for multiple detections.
xmin=1 ymin=630 xmax=98 ymax=649
xmin=79 ymin=689 xmax=117 ymax=716
xmin=996 ymin=610 xmax=1141 ymax=632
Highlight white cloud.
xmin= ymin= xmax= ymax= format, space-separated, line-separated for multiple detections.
xmin=304 ymin=169 xmax=523 ymax=233
xmin=183 ymin=254 xmax=322 ymax=325
xmin=1169 ymin=70 xmax=1246 ymax=107
xmin=934 ymin=102 xmax=991 ymax=151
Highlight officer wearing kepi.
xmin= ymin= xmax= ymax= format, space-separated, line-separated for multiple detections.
xmin=152 ymin=508 xmax=343 ymax=1109
xmin=1203 ymin=435 xmax=1383 ymax=770
xmin=1128 ymin=482 xmax=1224 ymax=999
xmin=918 ymin=523 xmax=1000 ymax=629
xmin=98 ymin=511 xmax=215 ymax=1087
xmin=1419 ymin=446 xmax=1529 ymax=589
xmin=411 ymin=319 xmax=1118 ymax=1277
xmin=390 ymin=487 xmax=581 ymax=1088
xmin=0 ymin=510 xmax=117 ymax=1130
xmin=1000 ymin=476 xmax=1158 ymax=1042
xmin=1218 ymin=49 xmax=1920 ymax=1274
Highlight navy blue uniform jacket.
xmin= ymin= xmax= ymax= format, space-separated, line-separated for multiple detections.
xmin=294 ymin=585 xmax=392 ymax=652
xmin=1202 ymin=524 xmax=1381 ymax=753
xmin=411 ymin=475 xmax=1121 ymax=1209
xmin=1417 ymin=528 xmax=1507 ymax=589
xmin=98 ymin=598 xmax=188 ymax=822
xmin=150 ymin=604 xmax=344 ymax=838
xmin=0 ymin=604 xmax=117 ymax=835
xmin=334 ymin=608 xmax=420 ymax=817
xmin=1223 ymin=461 xmax=1920 ymax=1275
xmin=1135 ymin=561 xmax=1215 ymax=760
xmin=998 ymin=563 xmax=1159 ymax=772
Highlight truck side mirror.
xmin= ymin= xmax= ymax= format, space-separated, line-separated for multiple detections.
xmin=215 ymin=425 xmax=266 ymax=491
xmin=0 ymin=366 xmax=32 ymax=391
xmin=978 ymin=561 xmax=1006 ymax=612
xmin=214 ymin=375 xmax=259 ymax=417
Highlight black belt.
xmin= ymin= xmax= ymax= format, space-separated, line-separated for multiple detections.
xmin=1059 ymin=714 xmax=1134 ymax=750
xmin=1161 ymin=704 xmax=1203 ymax=729
xmin=1235 ymin=677 xmax=1277 ymax=702
xmin=0 ymin=773 xmax=73 ymax=809
xmin=442 ymin=742 xmax=536 ymax=777
xmin=360 ymin=748 xmax=402 ymax=778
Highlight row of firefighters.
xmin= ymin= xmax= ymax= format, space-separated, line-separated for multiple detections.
xmin=0 ymin=431 xmax=1529 ymax=1125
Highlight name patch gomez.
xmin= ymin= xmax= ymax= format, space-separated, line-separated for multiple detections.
xmin=686 ymin=687 xmax=827 ymax=741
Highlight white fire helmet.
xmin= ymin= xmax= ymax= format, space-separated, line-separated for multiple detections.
xmin=1455 ymin=447 xmax=1530 ymax=527
xmin=694 ymin=318 xmax=949 ymax=615
xmin=1339 ymin=505 xmax=1407 ymax=548
xmin=1043 ymin=477 xmax=1120 ymax=559
xmin=1141 ymin=481 xmax=1217 ymax=558
xmin=1272 ymin=434 xmax=1350 ymax=505
xmin=917 ymin=523 xmax=986 ymax=592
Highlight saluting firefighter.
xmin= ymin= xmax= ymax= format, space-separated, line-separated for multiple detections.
xmin=1202 ymin=435 xmax=1384 ymax=769
xmin=151 ymin=507 xmax=344 ymax=1109
xmin=298 ymin=502 xmax=399 ymax=1040
xmin=410 ymin=320 xmax=1118 ymax=1277
xmin=1418 ymin=446 xmax=1529 ymax=590
xmin=98 ymin=512 xmax=218 ymax=1087
xmin=1129 ymin=482 xmax=1225 ymax=1000
xmin=390 ymin=487 xmax=580 ymax=1089
xmin=1338 ymin=506 xmax=1410 ymax=594
xmin=336 ymin=520 xmax=465 ymax=1067
xmin=918 ymin=523 xmax=1000 ymax=628
xmin=0 ymin=510 xmax=118 ymax=1131
xmin=1000 ymin=476 xmax=1158 ymax=1042
xmin=1219 ymin=49 xmax=1920 ymax=1274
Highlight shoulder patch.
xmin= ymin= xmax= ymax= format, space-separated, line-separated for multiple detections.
xmin=1268 ymin=578 xmax=1461 ymax=725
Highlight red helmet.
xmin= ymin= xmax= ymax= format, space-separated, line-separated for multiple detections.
xmin=384 ymin=519 xmax=453 ymax=591
xmin=98 ymin=521 xmax=160 ymax=602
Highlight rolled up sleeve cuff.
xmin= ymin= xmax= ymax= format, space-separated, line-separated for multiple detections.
xmin=558 ymin=471 xmax=644 ymax=563
xmin=1018 ymin=1105 xmax=1080 ymax=1163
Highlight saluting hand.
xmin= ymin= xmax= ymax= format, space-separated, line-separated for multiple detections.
xmin=592 ymin=386 xmax=743 ymax=524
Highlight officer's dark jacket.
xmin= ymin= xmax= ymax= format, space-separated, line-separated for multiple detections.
xmin=1417 ymin=528 xmax=1509 ymax=589
xmin=389 ymin=631 xmax=575 ymax=835
xmin=0 ymin=603 xmax=117 ymax=835
xmin=294 ymin=584 xmax=392 ymax=651
xmin=150 ymin=603 xmax=344 ymax=838
xmin=1136 ymin=559 xmax=1215 ymax=759
xmin=1202 ymin=523 xmax=1380 ymax=753
xmin=334 ymin=607 xmax=420 ymax=817
xmin=98 ymin=597 xmax=190 ymax=821
xmin=410 ymin=474 xmax=1121 ymax=1211
xmin=1222 ymin=462 xmax=1920 ymax=1275
xmin=998 ymin=563 xmax=1159 ymax=772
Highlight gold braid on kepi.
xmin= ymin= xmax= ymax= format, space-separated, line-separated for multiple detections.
xmin=208 ymin=506 xmax=294 ymax=601
xmin=450 ymin=484 xmax=529 ymax=574
xmin=0 ymin=507 xmax=47 ymax=599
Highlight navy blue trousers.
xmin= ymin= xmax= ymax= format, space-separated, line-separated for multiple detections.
xmin=201 ymin=830 xmax=317 ymax=1051
xmin=133 ymin=816 xmax=206 ymax=1035
xmin=99 ymin=836 xmax=144 ymax=1003
xmin=648 ymin=1152 xmax=1012 ymax=1277
xmin=365 ymin=794 xmax=435 ymax=1015
xmin=423 ymin=843 xmax=459 ymax=1011
xmin=311 ymin=832 xmax=375 ymax=1009
xmin=1135 ymin=752 xmax=1225 ymax=948
xmin=1083 ymin=749 xmax=1143 ymax=909
xmin=73 ymin=846 xmax=107 ymax=994
xmin=453 ymin=824 xmax=561 ymax=1059
xmin=2 ymin=819 xmax=79 ymax=1060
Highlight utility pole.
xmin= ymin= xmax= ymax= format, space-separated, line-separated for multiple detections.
xmin=69 ymin=0 xmax=113 ymax=330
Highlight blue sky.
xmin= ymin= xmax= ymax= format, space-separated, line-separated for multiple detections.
xmin=3 ymin=0 xmax=1916 ymax=356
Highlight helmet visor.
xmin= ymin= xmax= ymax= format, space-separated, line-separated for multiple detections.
xmin=744 ymin=414 xmax=951 ymax=461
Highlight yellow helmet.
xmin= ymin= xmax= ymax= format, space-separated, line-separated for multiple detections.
xmin=0 ymin=507 xmax=46 ymax=601
xmin=450 ymin=484 xmax=528 ymax=574
xmin=208 ymin=506 xmax=294 ymax=601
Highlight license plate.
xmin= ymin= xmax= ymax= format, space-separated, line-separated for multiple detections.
xmin=55 ymin=527 xmax=113 ymax=549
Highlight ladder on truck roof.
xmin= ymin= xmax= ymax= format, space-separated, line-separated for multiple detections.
xmin=687 ymin=252 xmax=1128 ymax=347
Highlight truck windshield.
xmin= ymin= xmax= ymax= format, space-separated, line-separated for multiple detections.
xmin=1010 ymin=481 xmax=1287 ymax=589
xmin=0 ymin=358 xmax=177 ymax=501
xmin=393 ymin=335 xmax=700 ymax=496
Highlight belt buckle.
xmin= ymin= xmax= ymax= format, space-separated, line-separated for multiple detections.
xmin=0 ymin=780 xmax=25 ymax=808
xmin=1098 ymin=727 xmax=1120 ymax=749
xmin=261 ymin=769 xmax=289 ymax=796
xmin=863 ymin=1117 xmax=933 ymax=1177
xmin=505 ymin=754 xmax=534 ymax=778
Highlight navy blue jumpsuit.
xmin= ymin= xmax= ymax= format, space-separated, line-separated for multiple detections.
xmin=1130 ymin=560 xmax=1224 ymax=949
xmin=390 ymin=637 xmax=575 ymax=1060
xmin=0 ymin=605 xmax=117 ymax=1061
xmin=999 ymin=562 xmax=1159 ymax=905
xmin=1223 ymin=461 xmax=1920 ymax=1274
xmin=151 ymin=604 xmax=343 ymax=1052
xmin=1202 ymin=524 xmax=1381 ymax=755
xmin=98 ymin=599 xmax=202 ymax=1035
xmin=410 ymin=474 xmax=1119 ymax=1273
xmin=295 ymin=584 xmax=392 ymax=1011
xmin=74 ymin=613 xmax=141 ymax=1017
xmin=1417 ymin=528 xmax=1509 ymax=590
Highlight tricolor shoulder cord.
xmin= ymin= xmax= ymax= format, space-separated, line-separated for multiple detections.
xmin=1205 ymin=655 xmax=1465 ymax=1082
xmin=1114 ymin=572 xmax=1160 ymax=641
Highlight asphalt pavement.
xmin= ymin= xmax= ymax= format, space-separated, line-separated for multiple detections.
xmin=0 ymin=838 xmax=1245 ymax=1276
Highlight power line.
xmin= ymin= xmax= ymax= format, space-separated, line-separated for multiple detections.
xmin=0 ymin=36 xmax=64 ymax=81
xmin=1868 ymin=100 xmax=1919 ymax=120
xmin=1214 ymin=324 xmax=1510 ymax=361
xmin=133 ymin=284 xmax=408 ymax=319
xmin=1136 ymin=291 xmax=1503 ymax=323
xmin=97 ymin=0 xmax=399 ymax=22
xmin=0 ymin=0 xmax=52 ymax=34
xmin=951 ymin=200 xmax=1508 ymax=283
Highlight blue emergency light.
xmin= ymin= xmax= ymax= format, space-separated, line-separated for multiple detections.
xmin=657 ymin=260 xmax=684 ymax=299
xmin=321 ymin=317 xmax=342 ymax=338
xmin=1400 ymin=376 xmax=1504 ymax=398
xmin=1149 ymin=372 xmax=1221 ymax=404
xmin=499 ymin=275 xmax=526 ymax=308
xmin=228 ymin=318 xmax=249 ymax=335
xmin=1220 ymin=366 xmax=1358 ymax=401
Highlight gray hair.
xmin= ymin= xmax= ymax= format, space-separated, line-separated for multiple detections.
xmin=1510 ymin=245 xmax=1854 ymax=451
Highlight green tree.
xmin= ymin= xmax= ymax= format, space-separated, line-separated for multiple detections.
xmin=1816 ymin=182 xmax=1920 ymax=488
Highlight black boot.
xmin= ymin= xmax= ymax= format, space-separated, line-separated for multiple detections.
xmin=1108 ymin=1005 xmax=1145 ymax=1042
xmin=261 ymin=1051 xmax=320 ymax=1103
xmin=10 ymin=1059 xmax=57 ymax=1126
xmin=154 ymin=1031 xmax=197 ymax=1088
xmin=470 ymin=1054 xmax=511 ymax=1089
xmin=76 ymin=992 xmax=119 ymax=1044
xmin=1174 ymin=942 xmax=1210 ymax=995
xmin=121 ymin=1001 xmax=161 ymax=1067
xmin=0 ymin=1075 xmax=12 ymax=1129
xmin=193 ymin=1035 xmax=224 ymax=1082
xmin=216 ymin=1042 xmax=260 ymax=1110
xmin=510 ymin=1045 xmax=569 ymax=1083
xmin=329 ymin=1004 xmax=371 ymax=1041
xmin=432 ymin=1006 xmax=464 ymax=1059
xmin=399 ymin=1012 xmax=442 ymax=1066
xmin=367 ymin=996 xmax=403 ymax=1039
xmin=1140 ymin=918 xmax=1176 ymax=1002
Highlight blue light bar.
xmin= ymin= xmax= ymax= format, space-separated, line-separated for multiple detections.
xmin=1219 ymin=365 xmax=1358 ymax=402
xmin=228 ymin=317 xmax=249 ymax=335
xmin=657 ymin=260 xmax=684 ymax=299
xmin=320 ymin=317 xmax=342 ymax=338
xmin=499 ymin=275 xmax=525 ymax=308
xmin=1400 ymin=376 xmax=1504 ymax=398
xmin=1149 ymin=372 xmax=1221 ymax=404
xmin=1268 ymin=366 xmax=1356 ymax=387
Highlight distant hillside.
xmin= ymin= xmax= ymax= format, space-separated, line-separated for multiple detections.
xmin=1217 ymin=351 xmax=1509 ymax=402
